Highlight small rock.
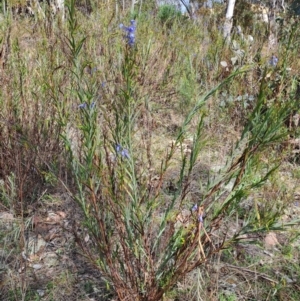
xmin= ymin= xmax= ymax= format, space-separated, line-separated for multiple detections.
xmin=264 ymin=232 xmax=279 ymax=249
xmin=0 ymin=212 xmax=14 ymax=220
xmin=282 ymin=275 xmax=294 ymax=284
xmin=32 ymin=264 xmax=43 ymax=270
xmin=220 ymin=61 xmax=228 ymax=68
xmin=43 ymin=252 xmax=59 ymax=268
xmin=36 ymin=289 xmax=45 ymax=297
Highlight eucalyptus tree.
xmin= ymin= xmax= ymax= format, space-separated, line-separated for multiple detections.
xmin=223 ymin=0 xmax=236 ymax=39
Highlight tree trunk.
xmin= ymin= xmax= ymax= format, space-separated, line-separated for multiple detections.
xmin=131 ymin=0 xmax=137 ymax=14
xmin=223 ymin=0 xmax=236 ymax=39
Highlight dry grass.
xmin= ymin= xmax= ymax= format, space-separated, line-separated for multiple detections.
xmin=0 ymin=2 xmax=300 ymax=300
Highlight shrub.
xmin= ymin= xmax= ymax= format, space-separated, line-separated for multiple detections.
xmin=58 ymin=2 xmax=299 ymax=301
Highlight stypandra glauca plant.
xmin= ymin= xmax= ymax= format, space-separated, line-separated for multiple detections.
xmin=60 ymin=4 xmax=300 ymax=301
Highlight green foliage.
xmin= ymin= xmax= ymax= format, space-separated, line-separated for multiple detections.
xmin=233 ymin=0 xmax=268 ymax=37
xmin=233 ymin=0 xmax=254 ymax=26
xmin=219 ymin=293 xmax=237 ymax=301
xmin=289 ymin=0 xmax=300 ymax=15
xmin=8 ymin=289 xmax=40 ymax=301
xmin=157 ymin=4 xmax=182 ymax=28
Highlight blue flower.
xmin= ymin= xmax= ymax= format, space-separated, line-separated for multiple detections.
xmin=120 ymin=20 xmax=136 ymax=46
xmin=121 ymin=148 xmax=130 ymax=159
xmin=78 ymin=103 xmax=87 ymax=109
xmin=116 ymin=143 xmax=122 ymax=153
xmin=192 ymin=204 xmax=204 ymax=223
xmin=78 ymin=102 xmax=96 ymax=110
xmin=115 ymin=143 xmax=130 ymax=159
xmin=91 ymin=67 xmax=98 ymax=74
xmin=192 ymin=204 xmax=198 ymax=211
xmin=269 ymin=55 xmax=278 ymax=67
xmin=198 ymin=215 xmax=203 ymax=223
